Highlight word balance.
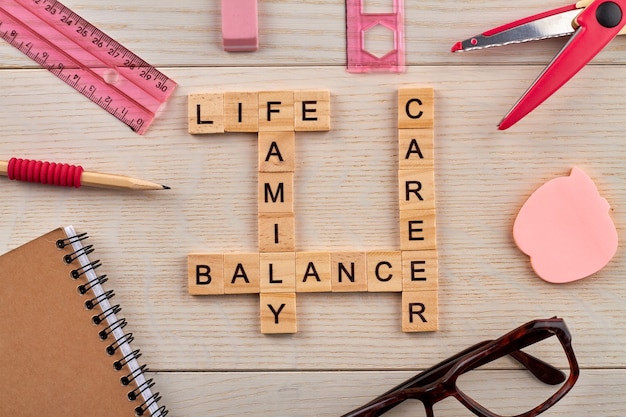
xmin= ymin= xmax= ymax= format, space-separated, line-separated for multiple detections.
xmin=187 ymin=88 xmax=438 ymax=334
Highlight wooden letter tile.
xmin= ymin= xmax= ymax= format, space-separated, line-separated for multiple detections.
xmin=398 ymin=129 xmax=434 ymax=170
xmin=400 ymin=209 xmax=437 ymax=251
xmin=259 ymin=252 xmax=296 ymax=293
xmin=223 ymin=253 xmax=260 ymax=294
xmin=259 ymin=212 xmax=295 ymax=252
xmin=398 ymin=168 xmax=436 ymax=211
xmin=258 ymin=91 xmax=294 ymax=132
xmin=188 ymin=93 xmax=225 ymax=134
xmin=331 ymin=252 xmax=367 ymax=292
xmin=366 ymin=251 xmax=402 ymax=292
xmin=398 ymin=87 xmax=434 ymax=130
xmin=260 ymin=292 xmax=297 ymax=334
xmin=258 ymin=131 xmax=296 ymax=173
xmin=258 ymin=172 xmax=294 ymax=214
xmin=224 ymin=91 xmax=259 ymax=132
xmin=188 ymin=254 xmax=224 ymax=295
xmin=296 ymin=251 xmax=332 ymax=292
xmin=294 ymin=90 xmax=331 ymax=132
xmin=402 ymin=250 xmax=438 ymax=292
xmin=402 ymin=290 xmax=438 ymax=332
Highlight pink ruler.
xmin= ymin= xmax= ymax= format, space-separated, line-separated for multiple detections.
xmin=0 ymin=0 xmax=177 ymax=135
xmin=345 ymin=0 xmax=405 ymax=73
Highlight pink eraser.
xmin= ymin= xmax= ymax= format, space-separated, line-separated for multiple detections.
xmin=513 ymin=167 xmax=618 ymax=284
xmin=221 ymin=0 xmax=259 ymax=52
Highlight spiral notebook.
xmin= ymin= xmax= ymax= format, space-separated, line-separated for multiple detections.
xmin=0 ymin=226 xmax=167 ymax=417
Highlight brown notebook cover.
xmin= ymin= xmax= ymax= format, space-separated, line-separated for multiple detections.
xmin=0 ymin=226 xmax=167 ymax=416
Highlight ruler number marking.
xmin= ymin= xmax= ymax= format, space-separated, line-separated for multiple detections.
xmin=4 ymin=0 xmax=177 ymax=134
xmin=60 ymin=15 xmax=71 ymax=26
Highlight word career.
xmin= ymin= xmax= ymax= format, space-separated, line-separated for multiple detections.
xmin=187 ymin=88 xmax=438 ymax=334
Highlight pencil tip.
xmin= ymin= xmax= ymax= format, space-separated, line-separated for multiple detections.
xmin=162 ymin=185 xmax=171 ymax=190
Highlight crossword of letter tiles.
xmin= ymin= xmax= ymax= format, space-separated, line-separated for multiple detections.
xmin=187 ymin=88 xmax=437 ymax=333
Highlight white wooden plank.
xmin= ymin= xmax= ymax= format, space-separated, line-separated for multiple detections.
xmin=151 ymin=370 xmax=626 ymax=416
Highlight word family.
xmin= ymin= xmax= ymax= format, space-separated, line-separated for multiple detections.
xmin=188 ymin=88 xmax=438 ymax=334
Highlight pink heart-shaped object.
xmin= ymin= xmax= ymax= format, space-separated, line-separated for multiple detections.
xmin=513 ymin=167 xmax=618 ymax=283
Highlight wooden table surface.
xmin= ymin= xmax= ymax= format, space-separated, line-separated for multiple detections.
xmin=0 ymin=0 xmax=625 ymax=415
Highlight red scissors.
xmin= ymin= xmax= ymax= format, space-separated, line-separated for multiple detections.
xmin=452 ymin=0 xmax=626 ymax=130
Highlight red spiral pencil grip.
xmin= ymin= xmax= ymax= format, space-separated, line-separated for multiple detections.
xmin=7 ymin=158 xmax=84 ymax=188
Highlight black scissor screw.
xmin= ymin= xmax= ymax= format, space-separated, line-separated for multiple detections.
xmin=597 ymin=1 xmax=623 ymax=28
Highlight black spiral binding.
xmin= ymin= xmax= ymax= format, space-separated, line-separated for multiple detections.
xmin=122 ymin=364 xmax=149 ymax=386
xmin=56 ymin=232 xmax=88 ymax=248
xmin=58 ymin=231 xmax=169 ymax=417
xmin=92 ymin=303 xmax=121 ymax=325
xmin=78 ymin=274 xmax=109 ymax=295
xmin=115 ymin=349 xmax=143 ymax=370
xmin=63 ymin=244 xmax=95 ymax=264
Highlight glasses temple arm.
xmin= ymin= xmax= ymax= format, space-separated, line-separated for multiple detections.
xmin=464 ymin=330 xmax=567 ymax=385
xmin=509 ymin=349 xmax=566 ymax=385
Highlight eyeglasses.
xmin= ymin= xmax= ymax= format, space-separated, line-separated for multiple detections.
xmin=341 ymin=317 xmax=579 ymax=417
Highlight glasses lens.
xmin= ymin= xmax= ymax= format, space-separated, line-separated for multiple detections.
xmin=456 ymin=333 xmax=571 ymax=416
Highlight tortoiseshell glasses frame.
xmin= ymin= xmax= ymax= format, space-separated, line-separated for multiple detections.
xmin=341 ymin=317 xmax=579 ymax=417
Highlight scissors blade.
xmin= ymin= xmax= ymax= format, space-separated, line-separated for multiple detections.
xmin=451 ymin=5 xmax=581 ymax=52
xmin=498 ymin=0 xmax=626 ymax=130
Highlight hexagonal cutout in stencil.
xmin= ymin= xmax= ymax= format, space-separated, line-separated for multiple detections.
xmin=363 ymin=23 xmax=396 ymax=59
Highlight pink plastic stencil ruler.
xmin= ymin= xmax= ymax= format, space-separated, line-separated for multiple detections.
xmin=345 ymin=0 xmax=405 ymax=73
xmin=0 ymin=0 xmax=177 ymax=135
